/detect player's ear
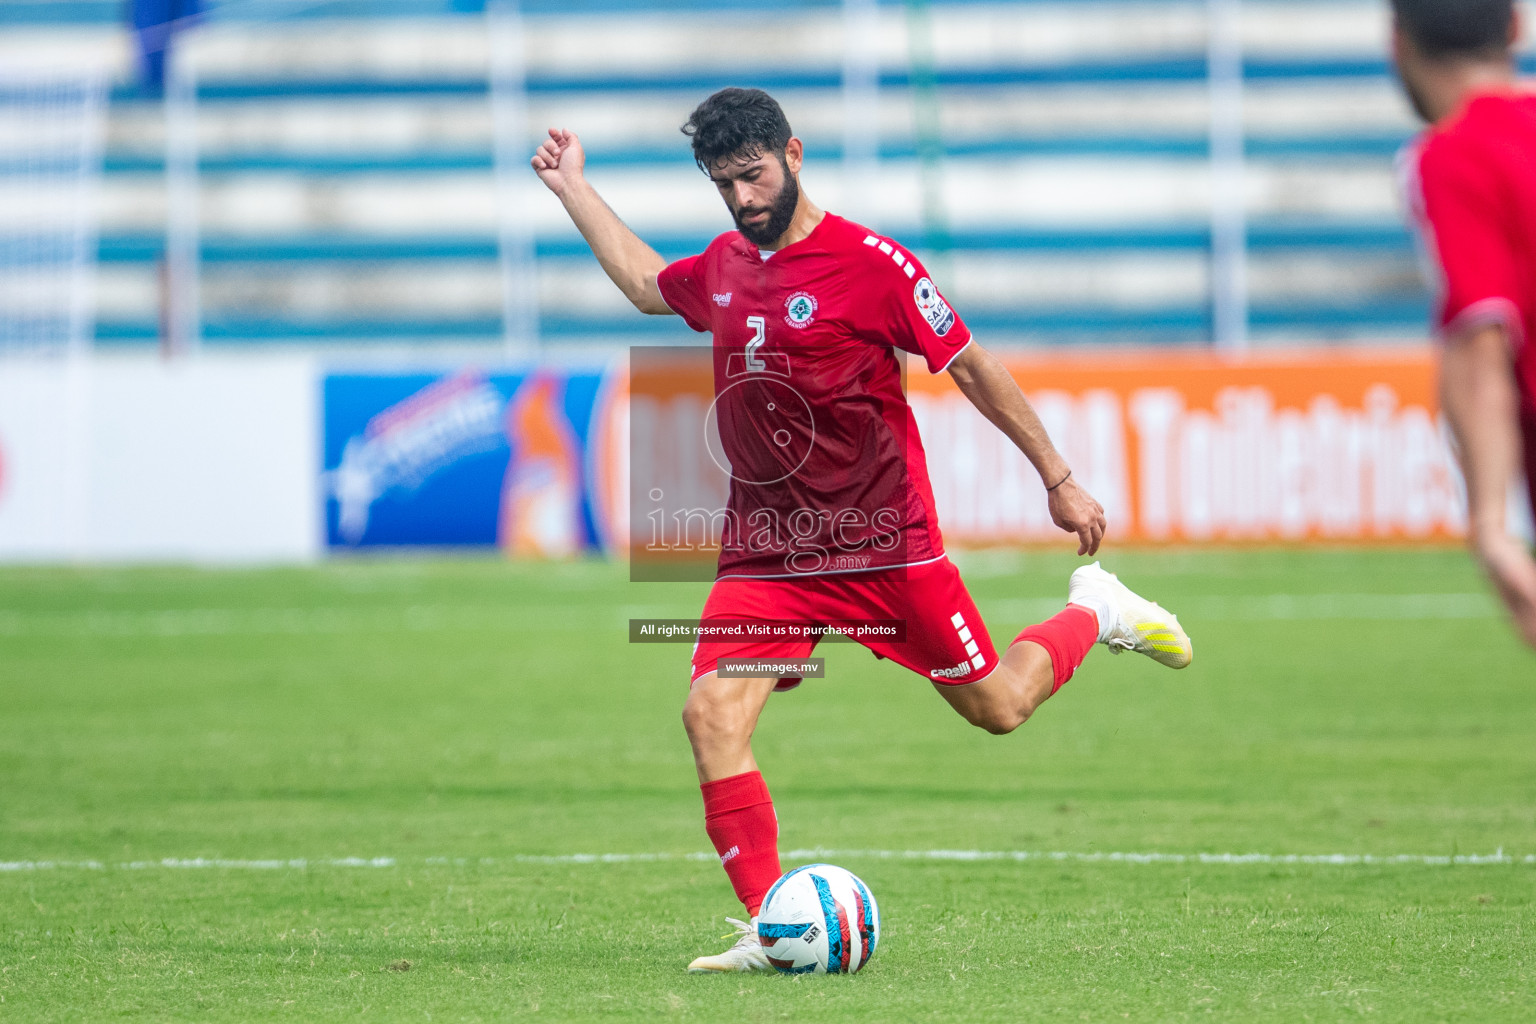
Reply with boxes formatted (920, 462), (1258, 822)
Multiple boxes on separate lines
(1389, 18), (1409, 66)
(783, 137), (804, 175)
(1510, 5), (1523, 49)
(1389, 18), (1424, 78)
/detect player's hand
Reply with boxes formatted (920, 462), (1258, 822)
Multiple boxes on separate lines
(1049, 475), (1106, 557)
(531, 128), (586, 199)
(1475, 532), (1536, 650)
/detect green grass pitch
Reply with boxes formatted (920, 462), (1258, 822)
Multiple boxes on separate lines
(2, 547), (1533, 1021)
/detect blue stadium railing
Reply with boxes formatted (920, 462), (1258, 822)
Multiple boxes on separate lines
(13, 1), (1497, 344)
(98, 223), (1418, 264)
(101, 55), (1536, 102)
(93, 304), (1434, 345)
(0, 0), (1381, 24)
(103, 132), (1425, 174)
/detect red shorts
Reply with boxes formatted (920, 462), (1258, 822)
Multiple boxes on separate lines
(689, 556), (998, 688)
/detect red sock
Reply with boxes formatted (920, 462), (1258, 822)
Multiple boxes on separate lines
(700, 771), (782, 916)
(1014, 605), (1099, 694)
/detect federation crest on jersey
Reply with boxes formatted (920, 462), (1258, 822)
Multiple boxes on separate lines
(784, 291), (818, 328)
(913, 277), (955, 337)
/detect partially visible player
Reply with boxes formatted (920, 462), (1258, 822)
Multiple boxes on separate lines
(532, 88), (1194, 971)
(1394, 0), (1536, 648)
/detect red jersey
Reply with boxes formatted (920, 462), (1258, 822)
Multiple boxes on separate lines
(656, 212), (971, 579)
(1403, 90), (1536, 505)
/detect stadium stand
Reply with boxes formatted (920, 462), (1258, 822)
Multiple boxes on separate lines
(4, 0), (1534, 348)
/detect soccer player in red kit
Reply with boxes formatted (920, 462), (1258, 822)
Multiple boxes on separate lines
(1395, 0), (1536, 649)
(532, 88), (1193, 971)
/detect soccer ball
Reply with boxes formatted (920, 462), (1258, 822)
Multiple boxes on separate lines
(756, 863), (880, 974)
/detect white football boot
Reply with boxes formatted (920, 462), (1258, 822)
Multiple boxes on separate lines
(686, 916), (772, 973)
(1068, 562), (1193, 669)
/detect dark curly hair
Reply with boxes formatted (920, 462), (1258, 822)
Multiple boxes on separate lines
(1392, 0), (1514, 58)
(682, 88), (793, 172)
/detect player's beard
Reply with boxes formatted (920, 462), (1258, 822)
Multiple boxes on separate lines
(733, 166), (800, 247)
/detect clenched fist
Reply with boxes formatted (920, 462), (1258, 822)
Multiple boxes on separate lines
(531, 128), (585, 198)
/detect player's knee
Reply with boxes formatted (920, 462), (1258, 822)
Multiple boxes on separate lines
(680, 696), (711, 740)
(964, 703), (1029, 736)
(681, 688), (749, 744)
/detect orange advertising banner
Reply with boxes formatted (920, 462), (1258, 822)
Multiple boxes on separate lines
(905, 348), (1465, 545)
(603, 347), (1471, 560)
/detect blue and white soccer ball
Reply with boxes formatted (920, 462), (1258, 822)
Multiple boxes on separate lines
(756, 863), (880, 974)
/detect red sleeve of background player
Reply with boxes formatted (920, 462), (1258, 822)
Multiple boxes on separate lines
(1413, 138), (1524, 346)
(855, 236), (972, 373)
(656, 252), (711, 334)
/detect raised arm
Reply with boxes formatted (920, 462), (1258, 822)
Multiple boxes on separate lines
(946, 341), (1107, 556)
(531, 128), (670, 315)
(1439, 323), (1536, 648)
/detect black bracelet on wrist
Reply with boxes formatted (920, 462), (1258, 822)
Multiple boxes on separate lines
(1046, 469), (1072, 492)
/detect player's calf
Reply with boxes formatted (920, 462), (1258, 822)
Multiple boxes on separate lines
(959, 704), (1028, 736)
(934, 639), (1054, 735)
(936, 564), (1192, 735)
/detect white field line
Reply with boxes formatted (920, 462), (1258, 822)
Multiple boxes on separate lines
(0, 857), (399, 871)
(3, 849), (1532, 872)
(0, 593), (1499, 638)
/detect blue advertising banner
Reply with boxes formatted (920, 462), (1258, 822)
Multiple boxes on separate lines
(322, 367), (613, 552)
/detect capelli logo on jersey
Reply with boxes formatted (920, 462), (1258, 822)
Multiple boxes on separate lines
(713, 292), (733, 307)
(784, 291), (818, 328)
(930, 661), (974, 680)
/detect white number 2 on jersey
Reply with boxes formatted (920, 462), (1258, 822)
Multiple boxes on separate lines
(745, 315), (766, 372)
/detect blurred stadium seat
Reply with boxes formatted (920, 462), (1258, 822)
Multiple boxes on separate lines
(4, 0), (1534, 349)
